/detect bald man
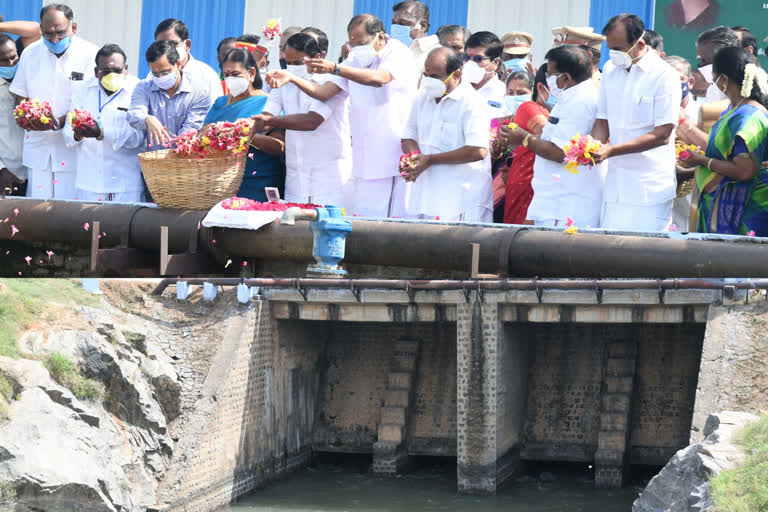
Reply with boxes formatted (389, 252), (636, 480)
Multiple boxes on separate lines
(401, 47), (492, 221)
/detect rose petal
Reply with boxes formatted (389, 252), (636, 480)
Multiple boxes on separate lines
(13, 208), (19, 216)
(83, 222), (90, 231)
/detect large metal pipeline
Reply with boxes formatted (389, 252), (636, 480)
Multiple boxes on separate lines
(3, 199), (768, 277)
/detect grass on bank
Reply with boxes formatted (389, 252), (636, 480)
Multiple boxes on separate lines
(43, 352), (105, 402)
(710, 413), (768, 512)
(0, 279), (99, 356)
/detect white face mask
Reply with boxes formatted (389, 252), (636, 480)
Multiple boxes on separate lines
(609, 49), (633, 69)
(225, 76), (249, 97)
(286, 63), (309, 80)
(503, 94), (530, 115)
(175, 42), (188, 62)
(348, 43), (378, 68)
(546, 74), (564, 98)
(698, 63), (713, 83)
(420, 76), (446, 98)
(705, 82), (727, 103)
(151, 70), (178, 90)
(462, 60), (486, 84)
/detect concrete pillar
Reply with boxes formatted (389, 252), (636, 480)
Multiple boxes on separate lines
(594, 340), (638, 488)
(457, 298), (526, 494)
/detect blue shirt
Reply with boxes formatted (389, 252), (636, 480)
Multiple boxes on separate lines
(128, 70), (212, 142)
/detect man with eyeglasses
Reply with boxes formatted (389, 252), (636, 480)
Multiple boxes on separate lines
(63, 44), (145, 203)
(154, 18), (222, 104)
(591, 13), (681, 232)
(463, 31), (507, 116)
(129, 40), (211, 150)
(9, 3), (98, 199)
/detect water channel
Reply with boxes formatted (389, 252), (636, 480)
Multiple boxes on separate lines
(223, 457), (647, 512)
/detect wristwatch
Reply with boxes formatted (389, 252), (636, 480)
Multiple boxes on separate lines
(522, 133), (532, 148)
(332, 63), (341, 76)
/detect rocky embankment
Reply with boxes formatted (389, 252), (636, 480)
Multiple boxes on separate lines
(0, 281), (236, 511)
(632, 411), (758, 512)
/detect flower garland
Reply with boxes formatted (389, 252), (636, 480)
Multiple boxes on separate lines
(169, 119), (251, 158)
(261, 18), (283, 41)
(741, 63), (768, 98)
(563, 134), (601, 174)
(68, 109), (96, 130)
(13, 99), (54, 129)
(675, 142), (702, 162)
(222, 197), (320, 211)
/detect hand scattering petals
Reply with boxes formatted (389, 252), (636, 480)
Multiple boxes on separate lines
(563, 134), (601, 174)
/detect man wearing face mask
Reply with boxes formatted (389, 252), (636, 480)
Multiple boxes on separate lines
(401, 47), (491, 221)
(154, 18), (222, 104)
(500, 45), (605, 228)
(264, 14), (418, 218)
(500, 31), (535, 81)
(63, 44), (144, 202)
(695, 26), (740, 104)
(464, 31), (507, 116)
(129, 40), (212, 149)
(551, 26), (605, 90)
(9, 3), (98, 200)
(591, 13), (681, 232)
(391, 1), (439, 77)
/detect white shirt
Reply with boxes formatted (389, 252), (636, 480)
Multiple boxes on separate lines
(182, 55), (223, 104)
(409, 35), (441, 77)
(402, 81), (492, 218)
(476, 75), (508, 116)
(9, 37), (99, 170)
(527, 79), (606, 225)
(597, 50), (681, 205)
(682, 95), (700, 126)
(63, 76), (145, 193)
(336, 39), (419, 180)
(0, 79), (25, 178)
(265, 75), (352, 202)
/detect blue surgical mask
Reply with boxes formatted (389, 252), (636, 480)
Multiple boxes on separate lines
(503, 58), (527, 74)
(0, 63), (17, 81)
(543, 86), (558, 110)
(43, 35), (72, 55)
(390, 23), (413, 47)
(503, 94), (530, 115)
(681, 81), (690, 102)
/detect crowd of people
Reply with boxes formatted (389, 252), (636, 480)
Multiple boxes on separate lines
(1, 2), (767, 235)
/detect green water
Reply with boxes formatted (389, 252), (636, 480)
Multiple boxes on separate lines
(223, 458), (644, 512)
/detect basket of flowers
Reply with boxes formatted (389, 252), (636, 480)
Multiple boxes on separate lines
(138, 120), (250, 210)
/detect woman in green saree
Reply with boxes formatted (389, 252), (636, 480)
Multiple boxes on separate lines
(679, 47), (768, 236)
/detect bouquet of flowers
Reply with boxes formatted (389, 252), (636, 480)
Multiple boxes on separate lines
(398, 151), (420, 178)
(563, 134), (601, 174)
(68, 109), (96, 130)
(222, 197), (321, 211)
(169, 119), (251, 158)
(13, 99), (54, 130)
(261, 18), (283, 41)
(675, 142), (703, 162)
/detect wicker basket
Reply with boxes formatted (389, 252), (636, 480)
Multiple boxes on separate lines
(138, 149), (246, 210)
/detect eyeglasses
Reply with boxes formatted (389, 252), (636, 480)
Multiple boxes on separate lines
(463, 54), (490, 64)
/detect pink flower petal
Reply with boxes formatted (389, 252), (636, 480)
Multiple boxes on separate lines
(553, 174), (561, 182)
(242, 261), (247, 266)
(747, 230), (756, 237)
(60, 161), (65, 166)
(18, 272), (21, 276)
(54, 179), (59, 184)
(2, 218), (7, 223)
(565, 217), (574, 227)
(11, 225), (19, 237)
(97, 197), (103, 201)
(24, 256), (31, 265)
(37, 185), (43, 190)
(83, 222), (90, 231)
(13, 208), (19, 216)
(668, 224), (677, 232)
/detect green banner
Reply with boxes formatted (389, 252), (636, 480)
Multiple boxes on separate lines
(653, 0), (768, 68)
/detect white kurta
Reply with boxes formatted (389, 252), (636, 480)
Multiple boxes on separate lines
(181, 55), (223, 105)
(337, 39), (418, 180)
(597, 50), (681, 206)
(0, 79), (25, 179)
(476, 75), (508, 117)
(9, 37), (99, 173)
(63, 76), (145, 198)
(265, 76), (353, 206)
(402, 81), (492, 220)
(527, 79), (606, 227)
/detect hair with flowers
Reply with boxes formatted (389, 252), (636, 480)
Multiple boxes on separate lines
(741, 63), (768, 99)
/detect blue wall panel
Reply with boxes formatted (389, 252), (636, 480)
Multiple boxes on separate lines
(588, 0), (655, 67)
(138, 0), (246, 77)
(353, 0), (468, 36)
(0, 0), (43, 24)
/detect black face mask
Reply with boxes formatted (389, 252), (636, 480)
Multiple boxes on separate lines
(279, 58), (287, 70)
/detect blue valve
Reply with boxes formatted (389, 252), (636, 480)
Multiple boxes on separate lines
(307, 206), (353, 276)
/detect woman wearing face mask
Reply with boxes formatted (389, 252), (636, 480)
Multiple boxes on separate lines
(251, 33), (352, 206)
(492, 64), (552, 224)
(203, 48), (285, 201)
(678, 47), (768, 236)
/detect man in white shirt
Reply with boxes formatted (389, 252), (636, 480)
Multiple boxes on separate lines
(10, 3), (98, 200)
(154, 18), (223, 104)
(391, 1), (440, 77)
(464, 31), (507, 117)
(592, 14), (681, 231)
(253, 32), (352, 206)
(64, 45), (145, 202)
(401, 47), (491, 221)
(265, 14), (418, 218)
(501, 45), (605, 227)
